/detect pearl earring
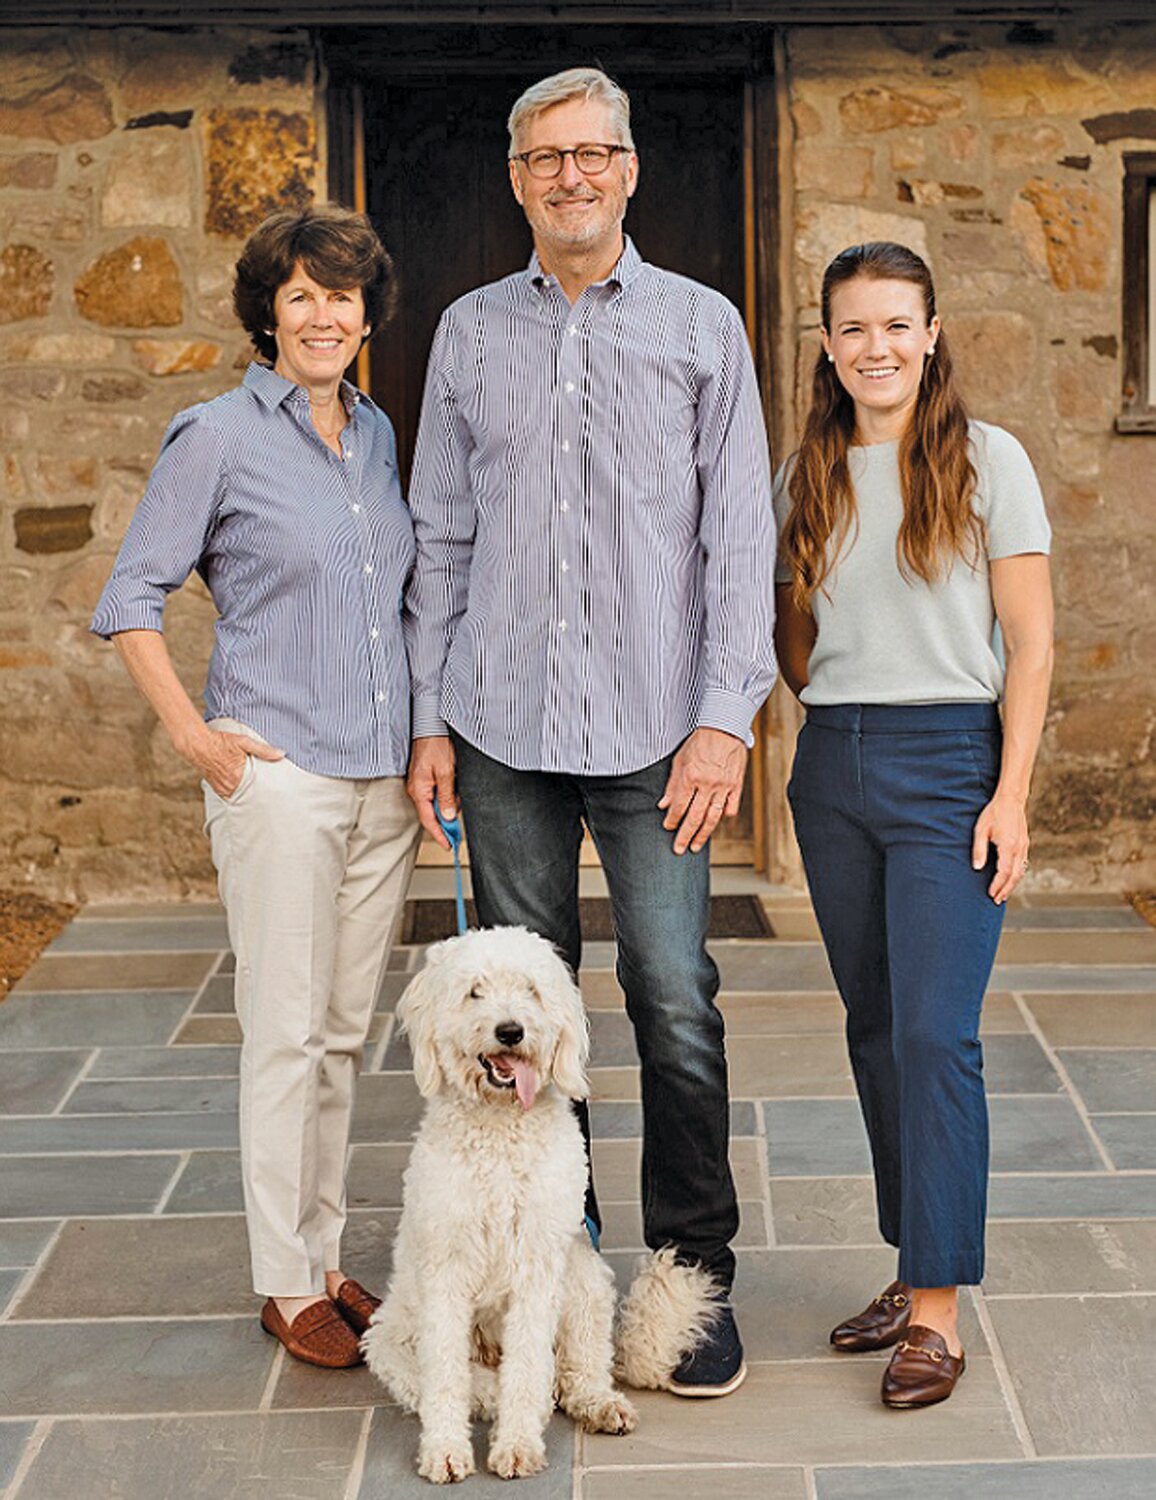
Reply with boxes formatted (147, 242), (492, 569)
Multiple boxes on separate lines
(827, 353), (835, 364)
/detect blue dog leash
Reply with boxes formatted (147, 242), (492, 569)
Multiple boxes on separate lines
(433, 798), (468, 937)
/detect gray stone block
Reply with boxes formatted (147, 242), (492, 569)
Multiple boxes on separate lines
(985, 1219), (1156, 1295)
(360, 1405), (575, 1497)
(989, 1172), (1156, 1220)
(0, 1423), (34, 1491)
(0, 992), (194, 1049)
(1094, 1114), (1156, 1170)
(0, 1112), (239, 1154)
(816, 1459), (1156, 1498)
(0, 1220), (57, 1266)
(0, 1155), (179, 1217)
(87, 1045), (240, 1080)
(62, 1076), (240, 1115)
(47, 918), (230, 953)
(1059, 1048), (1156, 1112)
(18, 1410), (363, 1500)
(0, 1049), (90, 1113)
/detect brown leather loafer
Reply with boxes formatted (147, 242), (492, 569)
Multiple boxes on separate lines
(880, 1325), (965, 1408)
(332, 1278), (382, 1336)
(260, 1297), (363, 1368)
(830, 1280), (912, 1352)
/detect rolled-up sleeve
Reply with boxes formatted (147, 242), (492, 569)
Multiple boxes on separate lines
(91, 410), (225, 639)
(694, 304), (778, 744)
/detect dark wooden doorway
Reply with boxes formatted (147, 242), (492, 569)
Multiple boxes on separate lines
(324, 26), (779, 867)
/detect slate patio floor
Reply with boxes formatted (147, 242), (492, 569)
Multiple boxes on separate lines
(1, 879), (1155, 1498)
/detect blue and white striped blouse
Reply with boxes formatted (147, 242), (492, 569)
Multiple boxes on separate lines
(91, 362), (414, 779)
(404, 237), (778, 776)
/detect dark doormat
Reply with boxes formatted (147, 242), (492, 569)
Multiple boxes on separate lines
(401, 893), (774, 946)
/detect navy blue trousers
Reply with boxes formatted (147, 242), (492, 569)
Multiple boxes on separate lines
(452, 731), (739, 1290)
(788, 703), (1005, 1288)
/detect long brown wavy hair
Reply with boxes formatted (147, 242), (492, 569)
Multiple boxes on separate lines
(781, 241), (981, 611)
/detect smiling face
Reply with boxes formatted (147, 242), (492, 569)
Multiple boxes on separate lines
(508, 95), (638, 267)
(271, 262), (368, 393)
(822, 275), (940, 442)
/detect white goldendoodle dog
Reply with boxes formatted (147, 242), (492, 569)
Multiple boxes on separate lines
(361, 926), (638, 1484)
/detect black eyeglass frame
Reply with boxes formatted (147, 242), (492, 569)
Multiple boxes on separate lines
(510, 143), (633, 179)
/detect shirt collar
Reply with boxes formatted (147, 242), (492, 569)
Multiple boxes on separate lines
(243, 361), (369, 416)
(526, 235), (644, 295)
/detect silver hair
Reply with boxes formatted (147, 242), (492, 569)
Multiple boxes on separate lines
(507, 67), (634, 155)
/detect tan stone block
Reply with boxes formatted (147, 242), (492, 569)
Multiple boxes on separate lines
(33, 456), (100, 497)
(1056, 356), (1116, 426)
(0, 244), (54, 324)
(946, 124), (980, 164)
(80, 373), (148, 403)
(901, 179), (983, 207)
(95, 466), (148, 539)
(204, 107), (315, 239)
(0, 153), (57, 189)
(948, 310), (1035, 409)
(47, 552), (117, 614)
(101, 133), (194, 229)
(7, 187), (91, 243)
(1054, 693), (1154, 764)
(889, 137), (925, 172)
(131, 338), (223, 375)
(0, 717), (139, 788)
(1054, 428), (1104, 480)
(795, 205), (928, 306)
(3, 455), (27, 499)
(1053, 536), (1133, 628)
(119, 46), (218, 115)
(839, 85), (963, 135)
(993, 125), (1067, 169)
(0, 368), (65, 402)
(0, 38), (75, 92)
(791, 100), (824, 140)
(74, 237), (182, 328)
(195, 259), (241, 328)
(795, 144), (873, 199)
(0, 73), (114, 145)
(1017, 180), (1110, 293)
(978, 61), (1111, 121)
(1050, 483), (1103, 528)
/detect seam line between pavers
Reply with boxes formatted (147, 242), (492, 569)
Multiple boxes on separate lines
(343, 1406), (375, 1500)
(1, 1222), (67, 1326)
(48, 1050), (101, 1118)
(971, 1284), (1037, 1459)
(4, 1416), (52, 1500)
(804, 1466), (819, 1500)
(163, 949), (230, 1048)
(1014, 993), (1118, 1171)
(152, 1151), (191, 1215)
(257, 1341), (284, 1411)
(754, 1093), (777, 1249)
(367, 1011), (396, 1075)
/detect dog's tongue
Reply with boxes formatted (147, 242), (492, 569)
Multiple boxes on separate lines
(502, 1054), (538, 1111)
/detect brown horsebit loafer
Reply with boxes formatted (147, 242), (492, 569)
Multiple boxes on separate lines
(830, 1280), (912, 1352)
(260, 1297), (363, 1368)
(331, 1277), (382, 1336)
(881, 1324), (966, 1408)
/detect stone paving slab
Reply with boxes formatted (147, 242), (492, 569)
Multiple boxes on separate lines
(984, 1218), (1156, 1294)
(583, 1470), (806, 1500)
(1093, 1114), (1156, 1170)
(988, 1293), (1156, 1455)
(591, 1100), (758, 1139)
(47, 918), (230, 953)
(590, 1138), (765, 1202)
(0, 1051), (90, 1114)
(1024, 994), (1156, 1047)
(0, 1154), (179, 1217)
(61, 1076), (240, 1115)
(1058, 1048), (1156, 1111)
(360, 1407), (575, 1497)
(11, 1216), (254, 1319)
(814, 1458), (1156, 1498)
(0, 1425), (35, 1492)
(191, 974), (235, 1013)
(0, 1223), (57, 1267)
(987, 1172), (1156, 1220)
(14, 952), (215, 993)
(14, 1410), (365, 1500)
(87, 1045), (240, 1079)
(0, 1320), (275, 1416)
(599, 1197), (770, 1250)
(0, 1112), (240, 1154)
(993, 966), (1156, 992)
(996, 930), (1156, 964)
(583, 1359), (1021, 1468)
(0, 1271), (25, 1315)
(0, 992), (194, 1049)
(160, 1150), (244, 1214)
(1004, 906), (1149, 929)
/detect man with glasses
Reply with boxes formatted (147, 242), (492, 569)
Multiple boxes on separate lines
(405, 66), (775, 1397)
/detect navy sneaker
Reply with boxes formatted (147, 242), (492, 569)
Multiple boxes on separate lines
(667, 1300), (747, 1397)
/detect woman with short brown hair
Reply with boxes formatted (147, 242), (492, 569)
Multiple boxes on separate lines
(93, 203), (420, 1369)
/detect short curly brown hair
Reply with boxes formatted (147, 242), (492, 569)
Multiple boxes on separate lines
(233, 203), (396, 364)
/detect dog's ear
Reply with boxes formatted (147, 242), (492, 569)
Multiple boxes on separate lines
(396, 951), (446, 1098)
(548, 970), (590, 1100)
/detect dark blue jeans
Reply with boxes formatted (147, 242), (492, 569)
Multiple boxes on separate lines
(452, 731), (739, 1289)
(788, 703), (1005, 1288)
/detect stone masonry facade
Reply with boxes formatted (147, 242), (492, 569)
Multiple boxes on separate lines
(0, 18), (1153, 898)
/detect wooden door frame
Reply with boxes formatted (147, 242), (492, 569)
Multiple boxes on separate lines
(324, 23), (792, 875)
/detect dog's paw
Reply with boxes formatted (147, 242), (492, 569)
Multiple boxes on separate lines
(417, 1440), (475, 1484)
(487, 1436), (547, 1479)
(577, 1393), (638, 1435)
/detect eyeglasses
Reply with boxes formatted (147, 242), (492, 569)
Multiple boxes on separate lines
(510, 143), (631, 180)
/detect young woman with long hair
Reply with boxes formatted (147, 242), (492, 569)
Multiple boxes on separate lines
(774, 241), (1054, 1408)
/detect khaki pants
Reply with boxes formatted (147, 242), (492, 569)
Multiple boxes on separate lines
(204, 721), (420, 1295)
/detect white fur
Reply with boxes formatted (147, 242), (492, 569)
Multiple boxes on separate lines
(614, 1247), (724, 1391)
(362, 927), (637, 1484)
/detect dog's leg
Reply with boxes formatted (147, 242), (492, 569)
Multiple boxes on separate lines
(361, 1291), (421, 1413)
(486, 1279), (560, 1479)
(555, 1243), (638, 1434)
(415, 1286), (476, 1484)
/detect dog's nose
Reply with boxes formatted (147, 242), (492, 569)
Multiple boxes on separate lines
(494, 1022), (524, 1047)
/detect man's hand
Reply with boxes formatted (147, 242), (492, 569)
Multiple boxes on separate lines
(658, 727), (748, 855)
(179, 725), (284, 799)
(407, 735), (458, 849)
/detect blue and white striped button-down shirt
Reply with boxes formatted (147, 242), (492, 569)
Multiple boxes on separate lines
(405, 238), (777, 776)
(91, 362), (414, 778)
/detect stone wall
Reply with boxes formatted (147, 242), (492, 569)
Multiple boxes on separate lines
(780, 18), (1156, 890)
(0, 28), (323, 898)
(1, 19), (1153, 898)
